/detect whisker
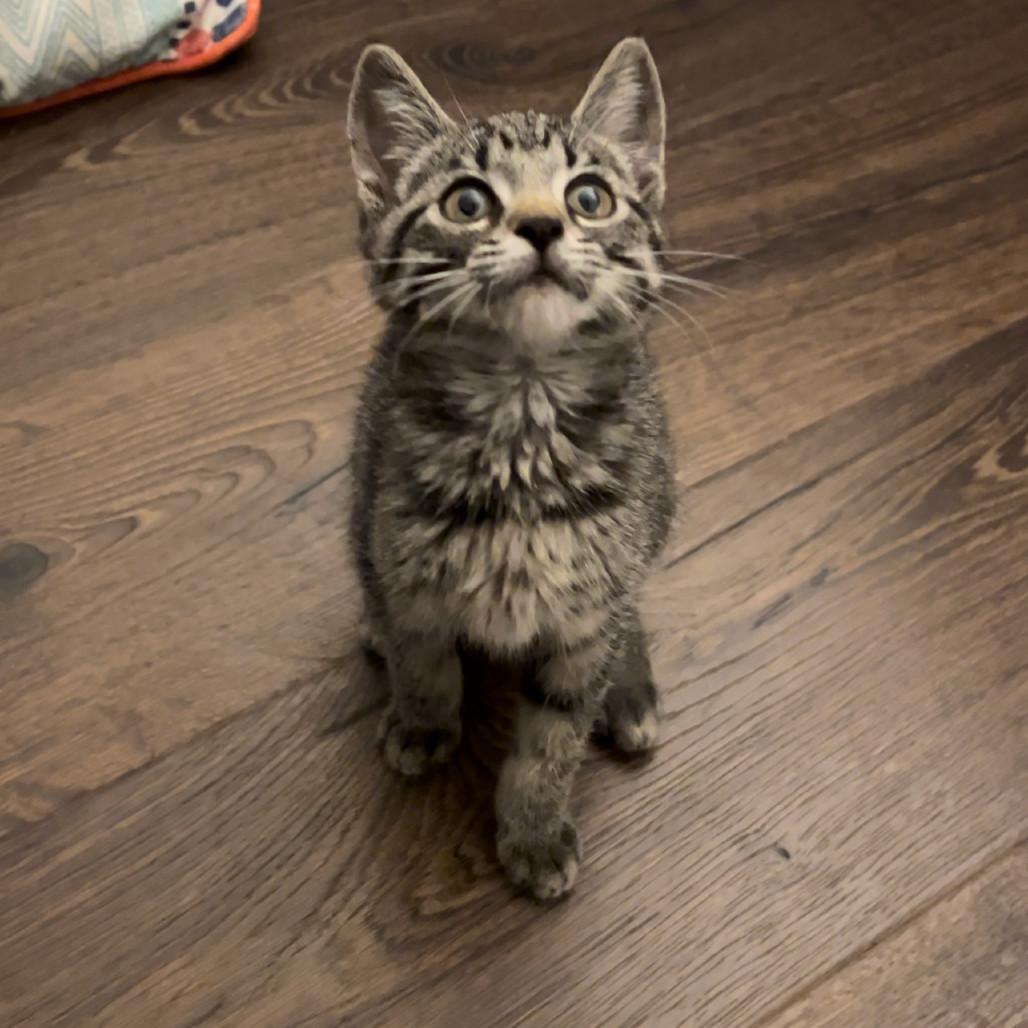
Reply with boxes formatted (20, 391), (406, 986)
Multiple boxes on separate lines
(341, 256), (449, 268)
(652, 272), (733, 299)
(399, 276), (472, 304)
(375, 268), (467, 296)
(441, 73), (478, 149)
(607, 292), (644, 331)
(658, 280), (733, 305)
(368, 257), (455, 266)
(482, 274), (499, 327)
(575, 256), (731, 302)
(403, 268), (466, 284)
(447, 282), (480, 336)
(647, 291), (714, 351)
(617, 280), (705, 342)
(653, 249), (744, 262)
(466, 256), (509, 271)
(390, 281), (478, 373)
(413, 281), (478, 331)
(623, 281), (763, 414)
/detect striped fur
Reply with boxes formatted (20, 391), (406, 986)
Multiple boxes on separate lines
(347, 38), (675, 901)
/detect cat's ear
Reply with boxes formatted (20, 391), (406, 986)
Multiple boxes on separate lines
(572, 38), (666, 207)
(347, 44), (454, 215)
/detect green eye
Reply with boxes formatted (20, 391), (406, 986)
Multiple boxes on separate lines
(566, 177), (615, 219)
(442, 182), (492, 223)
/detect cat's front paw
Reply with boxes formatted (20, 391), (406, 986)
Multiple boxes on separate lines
(597, 678), (661, 755)
(378, 707), (460, 777)
(497, 818), (580, 902)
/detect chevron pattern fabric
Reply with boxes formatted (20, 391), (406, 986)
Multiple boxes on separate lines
(0, 0), (248, 107)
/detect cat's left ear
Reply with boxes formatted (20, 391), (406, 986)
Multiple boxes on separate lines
(347, 44), (454, 216)
(572, 38), (666, 207)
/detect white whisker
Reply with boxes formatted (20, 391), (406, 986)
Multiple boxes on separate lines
(404, 268), (466, 284)
(653, 248), (744, 262)
(377, 267), (467, 296)
(575, 255), (730, 303)
(442, 73), (477, 149)
(389, 280), (478, 373)
(414, 281), (477, 330)
(368, 256), (453, 265)
(621, 281), (739, 393)
(653, 272), (732, 299)
(401, 276), (471, 304)
(607, 292), (644, 331)
(447, 282), (479, 336)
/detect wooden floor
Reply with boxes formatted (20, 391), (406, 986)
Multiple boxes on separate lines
(2, 0), (1028, 1024)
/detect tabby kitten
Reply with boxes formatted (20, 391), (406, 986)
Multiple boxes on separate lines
(347, 38), (675, 901)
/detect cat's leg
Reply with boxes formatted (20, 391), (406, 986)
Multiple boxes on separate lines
(495, 624), (613, 902)
(378, 626), (463, 777)
(350, 468), (389, 660)
(594, 603), (661, 755)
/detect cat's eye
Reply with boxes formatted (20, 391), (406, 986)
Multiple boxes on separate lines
(441, 181), (493, 224)
(565, 176), (615, 220)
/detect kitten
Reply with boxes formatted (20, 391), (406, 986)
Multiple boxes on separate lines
(346, 38), (675, 901)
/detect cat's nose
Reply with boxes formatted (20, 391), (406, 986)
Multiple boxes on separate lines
(513, 215), (564, 253)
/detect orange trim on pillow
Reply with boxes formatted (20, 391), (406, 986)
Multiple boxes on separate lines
(0, 0), (261, 120)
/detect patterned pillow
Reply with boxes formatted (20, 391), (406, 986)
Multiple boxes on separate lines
(0, 0), (259, 118)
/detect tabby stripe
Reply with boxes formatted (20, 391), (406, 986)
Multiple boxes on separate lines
(605, 247), (643, 272)
(382, 204), (429, 283)
(627, 197), (663, 251)
(398, 480), (625, 526)
(580, 313), (618, 336)
(558, 627), (607, 656)
(626, 197), (654, 226)
(604, 246), (648, 308)
(542, 483), (626, 519)
(397, 137), (451, 197)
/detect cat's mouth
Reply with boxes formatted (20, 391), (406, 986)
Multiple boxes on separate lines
(525, 267), (564, 287)
(514, 261), (589, 301)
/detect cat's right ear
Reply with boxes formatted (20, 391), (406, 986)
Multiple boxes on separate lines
(347, 45), (453, 216)
(572, 38), (666, 207)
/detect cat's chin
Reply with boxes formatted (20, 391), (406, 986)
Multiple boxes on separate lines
(497, 283), (591, 350)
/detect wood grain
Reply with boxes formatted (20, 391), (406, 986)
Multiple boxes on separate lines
(763, 845), (1028, 1028)
(1, 0), (1027, 1024)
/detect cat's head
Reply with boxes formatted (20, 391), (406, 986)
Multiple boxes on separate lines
(347, 38), (666, 349)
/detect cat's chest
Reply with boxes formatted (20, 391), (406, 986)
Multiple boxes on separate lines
(404, 369), (629, 517)
(390, 372), (634, 648)
(465, 379), (573, 497)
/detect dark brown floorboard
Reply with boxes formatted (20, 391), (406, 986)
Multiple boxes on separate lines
(1, 0), (1027, 1025)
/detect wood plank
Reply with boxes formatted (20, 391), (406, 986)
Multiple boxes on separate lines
(2, 316), (1026, 1027)
(762, 845), (1028, 1028)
